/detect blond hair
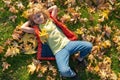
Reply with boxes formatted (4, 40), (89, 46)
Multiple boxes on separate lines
(23, 3), (50, 25)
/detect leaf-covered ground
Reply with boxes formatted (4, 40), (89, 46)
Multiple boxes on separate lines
(0, 0), (120, 80)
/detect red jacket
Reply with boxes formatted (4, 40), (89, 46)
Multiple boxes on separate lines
(33, 15), (78, 60)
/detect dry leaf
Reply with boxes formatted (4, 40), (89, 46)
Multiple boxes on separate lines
(60, 14), (71, 23)
(64, 0), (76, 6)
(9, 15), (17, 22)
(37, 73), (43, 78)
(39, 29), (48, 44)
(46, 75), (54, 80)
(4, 46), (20, 57)
(16, 1), (25, 10)
(0, 46), (4, 54)
(40, 65), (48, 73)
(3, 0), (11, 7)
(24, 44), (37, 54)
(94, 65), (100, 72)
(9, 6), (18, 13)
(27, 63), (36, 74)
(2, 62), (11, 71)
(75, 28), (84, 35)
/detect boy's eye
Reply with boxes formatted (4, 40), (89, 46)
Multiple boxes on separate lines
(37, 14), (40, 17)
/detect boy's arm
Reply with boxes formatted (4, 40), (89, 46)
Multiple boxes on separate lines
(21, 21), (35, 34)
(48, 5), (58, 18)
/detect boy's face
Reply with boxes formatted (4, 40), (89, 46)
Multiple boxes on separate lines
(33, 12), (45, 24)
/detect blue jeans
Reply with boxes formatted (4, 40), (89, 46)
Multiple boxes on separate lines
(55, 41), (92, 77)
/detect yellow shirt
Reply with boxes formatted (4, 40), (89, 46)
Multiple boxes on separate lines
(39, 20), (70, 55)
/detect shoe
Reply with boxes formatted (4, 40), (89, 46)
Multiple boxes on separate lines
(70, 75), (80, 80)
(77, 59), (88, 68)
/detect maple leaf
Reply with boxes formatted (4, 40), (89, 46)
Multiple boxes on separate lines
(15, 1), (25, 10)
(60, 14), (71, 23)
(2, 62), (11, 71)
(3, 0), (11, 7)
(27, 63), (36, 74)
(40, 65), (48, 73)
(64, 0), (76, 6)
(88, 7), (96, 13)
(24, 44), (37, 54)
(75, 28), (84, 35)
(37, 73), (43, 78)
(39, 29), (48, 44)
(0, 46), (4, 54)
(47, 61), (57, 76)
(12, 24), (23, 40)
(22, 10), (29, 19)
(94, 65), (100, 73)
(80, 18), (88, 22)
(9, 6), (18, 13)
(101, 40), (111, 48)
(46, 75), (55, 80)
(99, 9), (110, 20)
(32, 59), (42, 72)
(20, 33), (36, 44)
(9, 15), (17, 22)
(4, 46), (20, 57)
(103, 25), (112, 38)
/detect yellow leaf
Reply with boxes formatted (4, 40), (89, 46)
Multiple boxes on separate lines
(99, 9), (110, 20)
(88, 7), (95, 13)
(24, 44), (37, 54)
(94, 65), (100, 72)
(103, 57), (111, 65)
(75, 29), (83, 35)
(4, 46), (20, 57)
(27, 63), (36, 74)
(60, 14), (71, 23)
(40, 65), (48, 73)
(22, 10), (29, 18)
(39, 29), (48, 44)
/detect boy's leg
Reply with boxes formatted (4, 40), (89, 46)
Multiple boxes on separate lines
(55, 48), (76, 77)
(65, 41), (93, 59)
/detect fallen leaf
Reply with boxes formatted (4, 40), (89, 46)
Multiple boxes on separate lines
(40, 65), (48, 73)
(0, 46), (4, 54)
(9, 15), (17, 22)
(24, 44), (37, 54)
(4, 46), (20, 57)
(2, 62), (11, 71)
(39, 29), (48, 44)
(9, 6), (18, 13)
(27, 63), (36, 74)
(16, 1), (25, 10)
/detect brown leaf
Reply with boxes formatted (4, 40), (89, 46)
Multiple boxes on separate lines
(0, 46), (4, 54)
(16, 1), (25, 10)
(4, 46), (20, 57)
(2, 62), (11, 71)
(40, 65), (48, 73)
(9, 15), (17, 22)
(3, 0), (11, 7)
(46, 75), (55, 80)
(9, 6), (18, 13)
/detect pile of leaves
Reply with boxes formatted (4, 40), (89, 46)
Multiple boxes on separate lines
(0, 0), (120, 80)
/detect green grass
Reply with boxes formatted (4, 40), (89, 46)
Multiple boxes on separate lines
(0, 0), (120, 80)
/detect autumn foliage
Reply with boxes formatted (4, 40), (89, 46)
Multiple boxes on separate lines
(0, 0), (120, 80)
